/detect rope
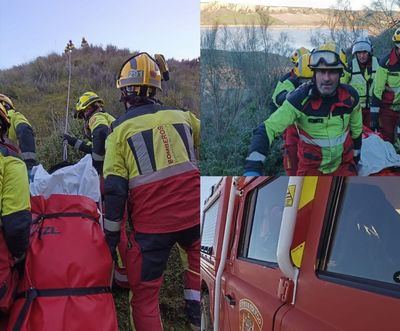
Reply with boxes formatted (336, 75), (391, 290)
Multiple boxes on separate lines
(63, 47), (73, 161)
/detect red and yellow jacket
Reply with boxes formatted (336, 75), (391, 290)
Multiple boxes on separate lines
(103, 102), (200, 237)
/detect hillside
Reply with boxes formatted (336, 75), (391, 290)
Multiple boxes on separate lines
(201, 2), (400, 29)
(201, 2), (334, 27)
(0, 45), (199, 168)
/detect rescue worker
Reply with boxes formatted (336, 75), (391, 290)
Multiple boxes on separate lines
(64, 40), (74, 53)
(371, 27), (400, 143)
(63, 92), (115, 175)
(103, 52), (200, 331)
(272, 53), (313, 175)
(271, 47), (310, 112)
(81, 37), (89, 48)
(244, 44), (362, 176)
(342, 36), (378, 129)
(0, 94), (37, 171)
(0, 103), (31, 323)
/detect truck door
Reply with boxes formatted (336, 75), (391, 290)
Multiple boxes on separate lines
(278, 177), (400, 331)
(220, 177), (290, 331)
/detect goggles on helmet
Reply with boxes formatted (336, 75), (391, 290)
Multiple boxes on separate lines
(309, 50), (342, 68)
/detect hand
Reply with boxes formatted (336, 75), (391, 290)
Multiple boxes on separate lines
(353, 149), (361, 165)
(370, 112), (379, 131)
(62, 133), (77, 146)
(105, 230), (120, 261)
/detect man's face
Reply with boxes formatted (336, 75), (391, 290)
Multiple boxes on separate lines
(356, 51), (369, 64)
(315, 69), (340, 96)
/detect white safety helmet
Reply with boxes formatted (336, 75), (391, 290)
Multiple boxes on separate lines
(352, 36), (373, 55)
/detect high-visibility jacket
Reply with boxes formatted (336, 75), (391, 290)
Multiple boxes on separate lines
(73, 112), (115, 174)
(271, 71), (296, 110)
(372, 48), (400, 111)
(0, 144), (31, 259)
(245, 82), (362, 174)
(344, 56), (378, 108)
(103, 102), (200, 237)
(7, 109), (36, 169)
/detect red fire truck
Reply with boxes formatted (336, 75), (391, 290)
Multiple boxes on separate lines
(201, 176), (400, 331)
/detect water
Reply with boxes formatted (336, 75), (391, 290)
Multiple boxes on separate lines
(201, 26), (331, 52)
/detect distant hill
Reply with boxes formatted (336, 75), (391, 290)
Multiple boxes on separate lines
(201, 2), (334, 27)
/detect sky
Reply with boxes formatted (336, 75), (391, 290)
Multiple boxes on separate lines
(201, 0), (371, 11)
(0, 0), (200, 69)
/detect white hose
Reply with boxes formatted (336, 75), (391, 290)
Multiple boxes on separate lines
(63, 48), (72, 161)
(277, 176), (304, 304)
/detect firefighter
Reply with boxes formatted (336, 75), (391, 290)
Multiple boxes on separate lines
(271, 47), (310, 112)
(244, 43), (362, 176)
(272, 53), (313, 175)
(63, 91), (115, 175)
(81, 37), (89, 48)
(0, 94), (37, 171)
(103, 52), (200, 331)
(371, 27), (400, 143)
(0, 103), (31, 322)
(342, 36), (378, 129)
(64, 40), (74, 53)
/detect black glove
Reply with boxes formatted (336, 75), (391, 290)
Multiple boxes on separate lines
(62, 133), (78, 146)
(105, 230), (120, 261)
(370, 111), (379, 132)
(354, 149), (361, 165)
(14, 254), (26, 277)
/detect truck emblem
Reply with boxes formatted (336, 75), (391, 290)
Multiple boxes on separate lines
(239, 299), (263, 331)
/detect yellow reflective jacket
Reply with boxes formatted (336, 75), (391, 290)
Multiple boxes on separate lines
(7, 109), (36, 168)
(345, 57), (378, 108)
(372, 48), (400, 110)
(103, 103), (200, 234)
(81, 112), (115, 174)
(0, 146), (31, 258)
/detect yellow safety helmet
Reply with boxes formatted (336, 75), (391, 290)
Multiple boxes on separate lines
(294, 53), (313, 79)
(309, 43), (346, 70)
(392, 27), (400, 44)
(75, 91), (104, 118)
(0, 94), (14, 110)
(291, 47), (310, 65)
(0, 103), (10, 128)
(116, 52), (162, 94)
(317, 42), (347, 67)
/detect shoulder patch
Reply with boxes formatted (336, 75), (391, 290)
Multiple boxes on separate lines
(287, 82), (312, 109)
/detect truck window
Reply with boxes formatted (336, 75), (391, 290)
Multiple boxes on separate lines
(239, 177), (289, 265)
(201, 197), (220, 254)
(320, 177), (400, 291)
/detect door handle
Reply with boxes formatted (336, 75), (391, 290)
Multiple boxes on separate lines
(224, 294), (236, 306)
